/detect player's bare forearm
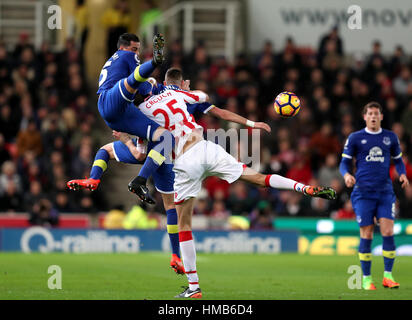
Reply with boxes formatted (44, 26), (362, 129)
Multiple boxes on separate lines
(113, 130), (146, 161)
(125, 139), (146, 161)
(209, 107), (270, 132)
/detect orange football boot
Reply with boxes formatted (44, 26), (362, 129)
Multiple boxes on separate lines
(67, 178), (100, 191)
(170, 254), (185, 275)
(383, 276), (400, 289)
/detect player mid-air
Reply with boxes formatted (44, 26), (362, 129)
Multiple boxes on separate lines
(136, 67), (337, 298)
(339, 101), (409, 290)
(67, 87), (271, 273)
(68, 32), (176, 203)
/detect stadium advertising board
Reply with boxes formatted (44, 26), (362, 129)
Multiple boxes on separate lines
(248, 0), (412, 53)
(299, 235), (412, 256)
(0, 227), (298, 254)
(273, 218), (412, 256)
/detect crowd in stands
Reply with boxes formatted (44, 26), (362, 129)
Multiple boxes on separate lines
(0, 35), (106, 220)
(1, 27), (412, 229)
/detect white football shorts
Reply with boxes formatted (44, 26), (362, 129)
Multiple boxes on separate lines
(173, 140), (244, 204)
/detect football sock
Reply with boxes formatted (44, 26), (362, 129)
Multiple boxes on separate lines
(126, 61), (156, 90)
(382, 236), (396, 273)
(358, 238), (372, 276)
(179, 231), (199, 290)
(90, 149), (109, 180)
(265, 174), (307, 193)
(138, 131), (175, 180)
(166, 209), (180, 258)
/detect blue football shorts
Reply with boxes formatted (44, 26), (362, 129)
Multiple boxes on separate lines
(112, 138), (174, 194)
(98, 80), (160, 141)
(351, 188), (396, 227)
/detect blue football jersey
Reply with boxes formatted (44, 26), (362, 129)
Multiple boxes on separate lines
(342, 128), (403, 192)
(97, 50), (140, 94)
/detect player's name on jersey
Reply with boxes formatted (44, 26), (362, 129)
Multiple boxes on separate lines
(145, 91), (173, 108)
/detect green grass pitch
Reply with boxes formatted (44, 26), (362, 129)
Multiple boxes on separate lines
(0, 252), (411, 300)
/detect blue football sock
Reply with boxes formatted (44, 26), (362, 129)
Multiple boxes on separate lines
(358, 238), (372, 276)
(90, 149), (110, 180)
(166, 208), (180, 257)
(382, 236), (396, 273)
(138, 131), (175, 180)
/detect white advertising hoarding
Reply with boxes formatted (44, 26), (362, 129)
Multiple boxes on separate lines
(248, 0), (412, 54)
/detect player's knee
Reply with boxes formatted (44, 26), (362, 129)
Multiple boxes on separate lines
(162, 195), (175, 211)
(101, 144), (114, 159)
(360, 227), (374, 239)
(381, 229), (394, 237)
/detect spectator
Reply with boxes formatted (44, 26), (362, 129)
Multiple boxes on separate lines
(332, 199), (356, 220)
(401, 100), (412, 137)
(29, 198), (59, 227)
(16, 119), (43, 157)
(101, 0), (132, 58)
(0, 104), (19, 142)
(74, 0), (89, 64)
(23, 180), (44, 211)
(103, 205), (126, 229)
(309, 123), (342, 159)
(318, 26), (343, 65)
(249, 201), (274, 230)
(318, 153), (344, 187)
(0, 133), (11, 166)
(393, 65), (412, 97)
(0, 180), (23, 212)
(0, 161), (22, 196)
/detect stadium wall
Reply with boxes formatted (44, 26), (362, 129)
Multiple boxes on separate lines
(247, 0), (412, 54)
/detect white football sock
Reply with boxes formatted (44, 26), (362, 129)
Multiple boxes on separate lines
(265, 174), (307, 193)
(179, 231), (199, 290)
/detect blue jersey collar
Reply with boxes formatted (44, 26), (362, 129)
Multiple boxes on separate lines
(364, 127), (382, 135)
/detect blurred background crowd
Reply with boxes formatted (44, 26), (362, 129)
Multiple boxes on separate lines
(1, 0), (412, 229)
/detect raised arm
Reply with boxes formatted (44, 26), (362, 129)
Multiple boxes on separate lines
(208, 106), (271, 133)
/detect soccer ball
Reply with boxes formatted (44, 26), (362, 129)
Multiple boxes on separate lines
(274, 91), (301, 117)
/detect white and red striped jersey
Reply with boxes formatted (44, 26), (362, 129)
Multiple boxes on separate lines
(137, 85), (208, 155)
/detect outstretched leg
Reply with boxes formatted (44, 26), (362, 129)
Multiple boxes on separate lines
(239, 167), (337, 200)
(67, 144), (113, 191)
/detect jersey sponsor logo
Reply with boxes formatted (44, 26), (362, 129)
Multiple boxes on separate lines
(383, 136), (391, 145)
(361, 139), (367, 144)
(365, 146), (385, 163)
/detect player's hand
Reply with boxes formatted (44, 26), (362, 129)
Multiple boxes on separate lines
(399, 174), (409, 189)
(254, 122), (271, 133)
(148, 77), (157, 86)
(182, 80), (190, 90)
(344, 173), (356, 188)
(112, 130), (131, 144)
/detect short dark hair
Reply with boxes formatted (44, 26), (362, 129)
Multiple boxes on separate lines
(117, 33), (140, 49)
(363, 101), (383, 115)
(165, 68), (183, 85)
